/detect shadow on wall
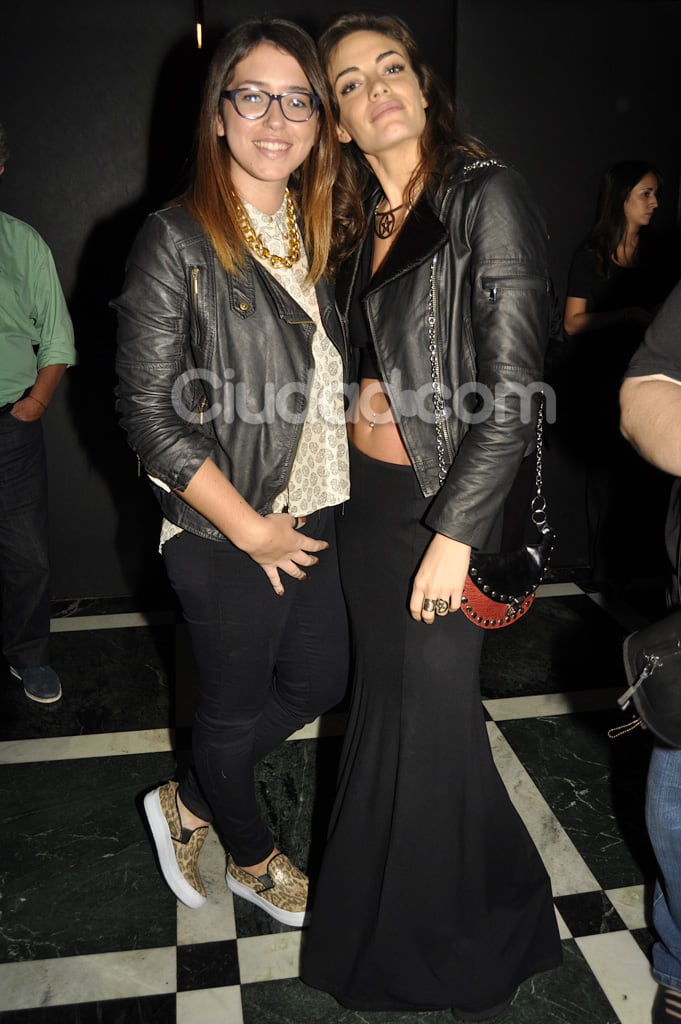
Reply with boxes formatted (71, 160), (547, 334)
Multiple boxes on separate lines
(65, 35), (208, 606)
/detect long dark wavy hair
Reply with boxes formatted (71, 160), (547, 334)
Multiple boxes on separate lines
(317, 12), (492, 271)
(181, 17), (339, 283)
(586, 160), (662, 277)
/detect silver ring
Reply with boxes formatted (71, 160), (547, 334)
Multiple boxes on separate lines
(435, 598), (450, 616)
(422, 598), (436, 613)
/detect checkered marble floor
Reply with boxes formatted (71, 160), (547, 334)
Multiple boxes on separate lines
(0, 582), (663, 1023)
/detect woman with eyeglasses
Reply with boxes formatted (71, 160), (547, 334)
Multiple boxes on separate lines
(113, 18), (348, 926)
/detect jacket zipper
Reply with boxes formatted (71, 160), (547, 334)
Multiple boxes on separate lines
(191, 267), (200, 315)
(430, 257), (454, 468)
(482, 275), (547, 302)
(190, 267), (207, 424)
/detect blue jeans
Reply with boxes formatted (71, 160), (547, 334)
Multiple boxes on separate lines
(646, 744), (681, 991)
(0, 411), (51, 669)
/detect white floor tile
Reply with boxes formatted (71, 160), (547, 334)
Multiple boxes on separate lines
(237, 931), (303, 985)
(176, 985), (244, 1024)
(0, 947), (175, 1011)
(536, 582), (585, 597)
(606, 885), (651, 931)
(488, 722), (600, 896)
(576, 931), (657, 1024)
(555, 906), (572, 940)
(484, 688), (622, 721)
(288, 712), (347, 741)
(177, 830), (237, 945)
(50, 612), (175, 632)
(0, 728), (172, 765)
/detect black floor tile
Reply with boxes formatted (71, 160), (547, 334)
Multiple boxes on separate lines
(0, 626), (175, 741)
(177, 939), (240, 992)
(555, 891), (627, 937)
(480, 595), (627, 698)
(498, 711), (656, 890)
(0, 752), (178, 962)
(0, 994), (176, 1023)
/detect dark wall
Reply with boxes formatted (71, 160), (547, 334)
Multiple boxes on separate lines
(0, 1), (453, 599)
(2, 1), (678, 596)
(456, 0), (681, 568)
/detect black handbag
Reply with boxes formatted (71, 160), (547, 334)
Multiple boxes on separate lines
(615, 608), (681, 747)
(425, 255), (555, 629)
(460, 400), (554, 628)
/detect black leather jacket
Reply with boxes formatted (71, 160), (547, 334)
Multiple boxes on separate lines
(113, 204), (346, 541)
(342, 160), (551, 550)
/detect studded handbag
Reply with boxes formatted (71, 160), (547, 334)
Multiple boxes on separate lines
(426, 255), (555, 630)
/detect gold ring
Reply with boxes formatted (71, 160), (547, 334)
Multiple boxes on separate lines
(435, 598), (450, 616)
(423, 598), (436, 613)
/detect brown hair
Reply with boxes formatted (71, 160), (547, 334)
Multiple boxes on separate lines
(318, 12), (492, 270)
(181, 17), (338, 283)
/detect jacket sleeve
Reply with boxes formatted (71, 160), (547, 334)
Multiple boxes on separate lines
(113, 211), (220, 492)
(425, 168), (550, 548)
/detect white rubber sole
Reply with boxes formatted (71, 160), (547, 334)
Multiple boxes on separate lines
(143, 788), (206, 909)
(225, 871), (309, 927)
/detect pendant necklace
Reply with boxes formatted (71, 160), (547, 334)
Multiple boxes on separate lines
(374, 195), (409, 239)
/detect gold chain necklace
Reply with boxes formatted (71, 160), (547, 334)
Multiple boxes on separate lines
(235, 189), (301, 269)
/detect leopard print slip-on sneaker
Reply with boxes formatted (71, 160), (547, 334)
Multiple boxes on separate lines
(226, 852), (309, 927)
(144, 780), (208, 909)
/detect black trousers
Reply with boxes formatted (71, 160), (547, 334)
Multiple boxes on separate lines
(0, 411), (51, 670)
(163, 507), (349, 865)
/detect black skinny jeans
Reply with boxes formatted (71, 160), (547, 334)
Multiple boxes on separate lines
(163, 507), (348, 866)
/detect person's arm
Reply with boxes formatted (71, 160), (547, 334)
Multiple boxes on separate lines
(174, 456), (326, 595)
(620, 374), (681, 475)
(564, 295), (652, 336)
(412, 169), (549, 621)
(114, 213), (326, 594)
(11, 364), (68, 421)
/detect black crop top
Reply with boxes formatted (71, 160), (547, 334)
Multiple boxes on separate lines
(348, 236), (382, 380)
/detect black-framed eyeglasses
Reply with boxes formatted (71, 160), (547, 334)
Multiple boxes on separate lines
(220, 88), (320, 123)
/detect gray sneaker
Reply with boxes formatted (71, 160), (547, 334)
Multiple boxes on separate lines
(10, 665), (62, 704)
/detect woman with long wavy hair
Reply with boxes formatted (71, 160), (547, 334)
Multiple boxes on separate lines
(300, 13), (561, 1019)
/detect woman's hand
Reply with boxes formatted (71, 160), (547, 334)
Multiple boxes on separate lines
(245, 513), (329, 596)
(409, 533), (471, 624)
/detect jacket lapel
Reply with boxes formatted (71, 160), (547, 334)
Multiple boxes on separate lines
(370, 196), (449, 290)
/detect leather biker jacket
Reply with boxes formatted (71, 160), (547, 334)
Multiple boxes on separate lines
(113, 204), (346, 542)
(340, 159), (552, 550)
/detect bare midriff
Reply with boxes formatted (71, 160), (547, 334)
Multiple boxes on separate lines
(347, 377), (411, 465)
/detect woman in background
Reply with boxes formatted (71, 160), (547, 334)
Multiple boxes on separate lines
(301, 12), (561, 1020)
(564, 161), (668, 587)
(114, 17), (348, 926)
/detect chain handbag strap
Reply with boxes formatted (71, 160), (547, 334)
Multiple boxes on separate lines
(426, 253), (548, 525)
(427, 255), (450, 487)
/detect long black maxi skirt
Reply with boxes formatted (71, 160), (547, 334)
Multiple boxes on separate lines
(301, 445), (562, 1014)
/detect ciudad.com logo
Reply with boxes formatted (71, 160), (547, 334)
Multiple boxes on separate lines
(171, 368), (556, 427)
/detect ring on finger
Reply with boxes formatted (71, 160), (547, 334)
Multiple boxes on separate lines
(422, 597), (436, 613)
(435, 598), (450, 616)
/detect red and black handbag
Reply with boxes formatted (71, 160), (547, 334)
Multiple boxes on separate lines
(425, 251), (554, 630)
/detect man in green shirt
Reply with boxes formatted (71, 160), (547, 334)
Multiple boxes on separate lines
(0, 121), (76, 703)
